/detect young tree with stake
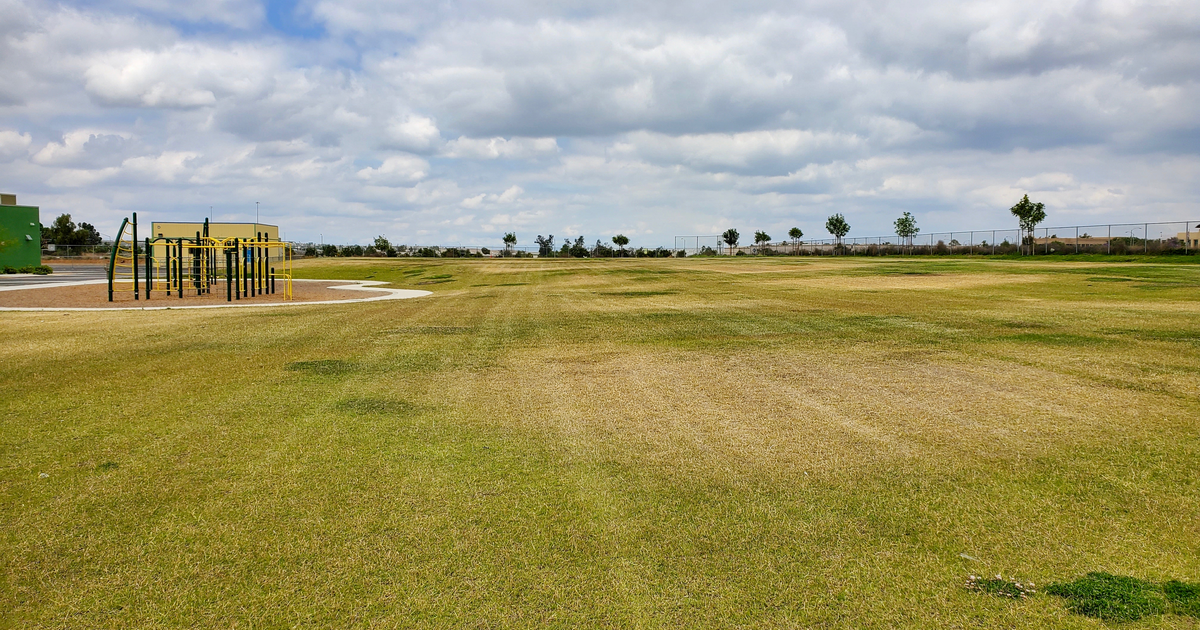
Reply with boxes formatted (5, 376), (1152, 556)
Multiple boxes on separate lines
(894, 212), (919, 253)
(788, 227), (803, 254)
(722, 229), (740, 255)
(825, 214), (850, 253)
(1010, 195), (1046, 255)
(503, 232), (517, 256)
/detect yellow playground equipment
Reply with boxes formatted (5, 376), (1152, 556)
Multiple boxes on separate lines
(107, 213), (293, 302)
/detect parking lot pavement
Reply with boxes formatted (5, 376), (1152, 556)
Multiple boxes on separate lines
(0, 264), (108, 289)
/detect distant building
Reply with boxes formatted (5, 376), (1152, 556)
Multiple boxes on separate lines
(0, 193), (41, 268)
(149, 221), (284, 261)
(1178, 231), (1200, 248)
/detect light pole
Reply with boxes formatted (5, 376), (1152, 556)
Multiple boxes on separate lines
(255, 202), (259, 225)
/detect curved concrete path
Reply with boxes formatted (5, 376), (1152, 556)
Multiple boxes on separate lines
(0, 279), (431, 312)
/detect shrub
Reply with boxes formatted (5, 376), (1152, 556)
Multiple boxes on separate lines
(3, 265), (15, 274)
(735, 250), (746, 256)
(17, 265), (35, 273)
(934, 240), (949, 255)
(33, 265), (52, 275)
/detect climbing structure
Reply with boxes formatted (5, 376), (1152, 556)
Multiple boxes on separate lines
(106, 213), (293, 302)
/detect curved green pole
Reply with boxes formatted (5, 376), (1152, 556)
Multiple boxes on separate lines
(107, 217), (129, 302)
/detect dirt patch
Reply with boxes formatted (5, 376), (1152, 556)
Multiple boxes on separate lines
(0, 280), (391, 309)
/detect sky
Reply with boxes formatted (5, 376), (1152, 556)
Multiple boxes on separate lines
(1, 0), (1197, 247)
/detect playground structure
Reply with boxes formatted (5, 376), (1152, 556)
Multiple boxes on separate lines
(107, 213), (293, 302)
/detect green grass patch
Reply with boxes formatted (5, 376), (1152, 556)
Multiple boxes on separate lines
(1044, 573), (1200, 621)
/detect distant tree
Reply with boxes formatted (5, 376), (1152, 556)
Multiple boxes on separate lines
(480, 247), (491, 255)
(40, 215), (102, 252)
(788, 227), (803, 253)
(534, 234), (555, 257)
(503, 232), (517, 256)
(612, 234), (629, 257)
(76, 222), (103, 246)
(304, 245), (318, 257)
(825, 214), (850, 252)
(320, 244), (338, 257)
(1010, 194), (1046, 255)
(568, 236), (589, 258)
(754, 230), (770, 253)
(722, 228), (740, 255)
(374, 235), (391, 251)
(893, 212), (919, 251)
(593, 239), (614, 257)
(42, 214), (76, 244)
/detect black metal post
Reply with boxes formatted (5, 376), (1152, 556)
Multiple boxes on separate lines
(234, 240), (241, 300)
(195, 231), (202, 296)
(145, 237), (151, 299)
(226, 250), (233, 302)
(132, 212), (139, 300)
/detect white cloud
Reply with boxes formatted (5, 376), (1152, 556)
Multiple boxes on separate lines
(356, 154), (430, 185)
(443, 137), (559, 159)
(83, 43), (279, 108)
(382, 115), (442, 152)
(0, 129), (32, 162)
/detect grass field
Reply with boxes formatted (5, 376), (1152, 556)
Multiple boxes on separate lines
(2, 256), (1198, 628)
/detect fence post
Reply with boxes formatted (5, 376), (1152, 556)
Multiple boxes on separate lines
(1144, 223), (1148, 254)
(1108, 225), (1111, 255)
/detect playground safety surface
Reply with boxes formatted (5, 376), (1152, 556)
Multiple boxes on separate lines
(0, 279), (426, 310)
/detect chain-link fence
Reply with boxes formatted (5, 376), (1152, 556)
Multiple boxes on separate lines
(41, 244), (113, 258)
(699, 220), (1200, 256)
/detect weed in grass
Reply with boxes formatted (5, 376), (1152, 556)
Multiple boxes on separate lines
(285, 359), (357, 375)
(335, 397), (419, 416)
(97, 461), (119, 471)
(1045, 573), (1167, 621)
(965, 574), (1036, 599)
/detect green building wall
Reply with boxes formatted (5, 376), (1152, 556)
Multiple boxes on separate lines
(0, 205), (42, 268)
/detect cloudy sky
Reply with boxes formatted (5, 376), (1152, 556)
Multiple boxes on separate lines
(1, 0), (1197, 247)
